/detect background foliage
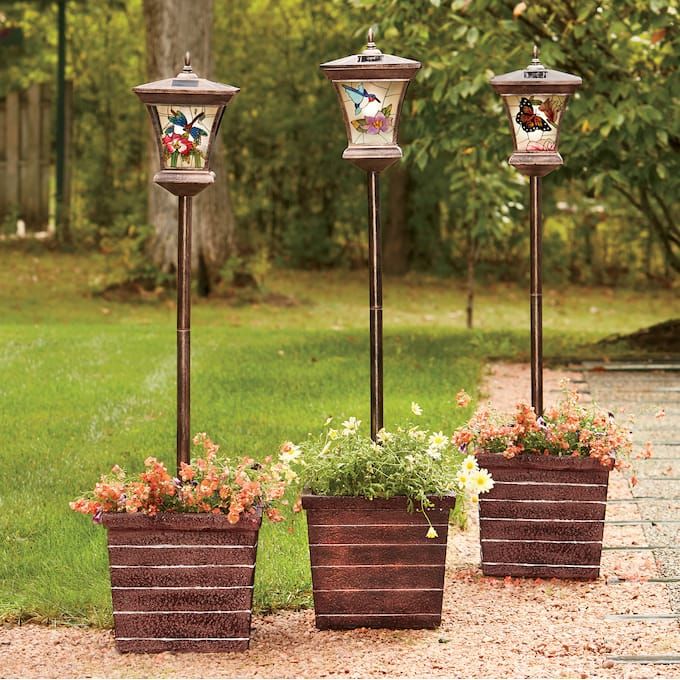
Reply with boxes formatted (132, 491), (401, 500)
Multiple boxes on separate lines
(0, 0), (677, 286)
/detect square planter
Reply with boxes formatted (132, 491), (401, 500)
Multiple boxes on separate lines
(102, 510), (261, 653)
(302, 493), (456, 630)
(476, 453), (611, 580)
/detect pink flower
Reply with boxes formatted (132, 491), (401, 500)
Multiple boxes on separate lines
(456, 389), (472, 408)
(162, 133), (194, 156)
(526, 140), (556, 152)
(365, 112), (392, 135)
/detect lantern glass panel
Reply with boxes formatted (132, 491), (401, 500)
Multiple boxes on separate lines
(157, 103), (219, 169)
(337, 80), (405, 145)
(506, 94), (567, 153)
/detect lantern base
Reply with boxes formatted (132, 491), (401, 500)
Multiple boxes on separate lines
(153, 170), (216, 197)
(508, 152), (563, 177)
(343, 146), (402, 173)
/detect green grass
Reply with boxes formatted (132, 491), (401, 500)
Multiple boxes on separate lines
(0, 243), (676, 626)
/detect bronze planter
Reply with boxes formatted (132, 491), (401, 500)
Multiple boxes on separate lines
(102, 511), (261, 653)
(476, 454), (611, 580)
(302, 493), (456, 630)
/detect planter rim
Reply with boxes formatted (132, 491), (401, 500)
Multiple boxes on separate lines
(301, 492), (457, 510)
(475, 452), (613, 471)
(102, 508), (262, 531)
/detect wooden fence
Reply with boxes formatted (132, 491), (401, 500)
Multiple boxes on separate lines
(0, 83), (51, 231)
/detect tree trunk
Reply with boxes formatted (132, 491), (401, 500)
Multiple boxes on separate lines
(383, 162), (411, 275)
(142, 0), (236, 295)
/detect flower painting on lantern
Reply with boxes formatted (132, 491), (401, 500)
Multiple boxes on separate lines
(338, 80), (405, 145)
(157, 104), (218, 169)
(507, 95), (566, 153)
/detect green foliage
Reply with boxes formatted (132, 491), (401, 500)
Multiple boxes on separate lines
(1, 0), (678, 283)
(357, 0), (679, 279)
(299, 416), (464, 508)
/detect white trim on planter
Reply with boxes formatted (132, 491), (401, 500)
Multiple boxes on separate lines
(311, 564), (444, 568)
(114, 610), (251, 615)
(111, 586), (254, 590)
(109, 544), (256, 549)
(481, 538), (602, 544)
(481, 517), (604, 523)
(110, 564), (255, 569)
(493, 481), (608, 487)
(480, 498), (606, 504)
(482, 561), (600, 569)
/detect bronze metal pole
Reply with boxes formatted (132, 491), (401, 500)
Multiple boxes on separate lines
(177, 195), (192, 472)
(529, 176), (543, 416)
(367, 171), (384, 440)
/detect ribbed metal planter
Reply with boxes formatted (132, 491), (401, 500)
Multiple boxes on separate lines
(102, 511), (261, 653)
(477, 454), (610, 580)
(302, 494), (456, 630)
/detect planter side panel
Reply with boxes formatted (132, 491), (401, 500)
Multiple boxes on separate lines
(477, 456), (609, 581)
(303, 495), (453, 630)
(104, 513), (260, 653)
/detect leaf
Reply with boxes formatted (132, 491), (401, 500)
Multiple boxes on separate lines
(651, 28), (666, 44)
(381, 104), (393, 116)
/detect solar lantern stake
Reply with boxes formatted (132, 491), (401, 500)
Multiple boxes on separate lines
(133, 53), (239, 473)
(491, 46), (581, 416)
(321, 29), (420, 440)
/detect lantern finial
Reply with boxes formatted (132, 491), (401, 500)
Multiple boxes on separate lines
(183, 51), (192, 73)
(525, 44), (545, 72)
(359, 26), (383, 61)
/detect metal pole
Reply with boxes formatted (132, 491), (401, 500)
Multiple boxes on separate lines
(529, 176), (543, 416)
(177, 196), (192, 472)
(367, 171), (384, 440)
(55, 0), (68, 243)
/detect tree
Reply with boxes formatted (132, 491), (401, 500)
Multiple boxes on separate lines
(142, 0), (236, 294)
(359, 0), (679, 278)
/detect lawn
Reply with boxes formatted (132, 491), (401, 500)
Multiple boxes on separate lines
(0, 243), (676, 626)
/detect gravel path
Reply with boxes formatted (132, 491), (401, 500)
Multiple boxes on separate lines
(1, 363), (678, 679)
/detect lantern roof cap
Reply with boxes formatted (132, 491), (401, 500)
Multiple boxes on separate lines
(133, 52), (239, 105)
(490, 46), (581, 95)
(320, 28), (421, 81)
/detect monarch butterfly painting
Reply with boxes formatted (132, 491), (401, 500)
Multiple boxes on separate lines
(515, 97), (551, 133)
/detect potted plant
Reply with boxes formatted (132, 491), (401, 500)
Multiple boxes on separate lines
(294, 402), (493, 630)
(70, 433), (298, 653)
(453, 387), (640, 580)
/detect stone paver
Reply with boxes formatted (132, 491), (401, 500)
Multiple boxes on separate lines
(584, 366), (680, 625)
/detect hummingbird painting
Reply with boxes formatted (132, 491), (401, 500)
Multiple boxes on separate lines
(165, 109), (208, 142)
(342, 83), (382, 118)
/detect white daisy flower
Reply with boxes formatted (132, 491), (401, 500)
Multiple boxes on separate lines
(467, 468), (494, 494)
(428, 431), (448, 450)
(341, 417), (361, 436)
(462, 455), (479, 473)
(411, 402), (423, 416)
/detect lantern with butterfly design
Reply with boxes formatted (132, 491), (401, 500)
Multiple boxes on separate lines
(491, 46), (581, 177)
(490, 47), (582, 418)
